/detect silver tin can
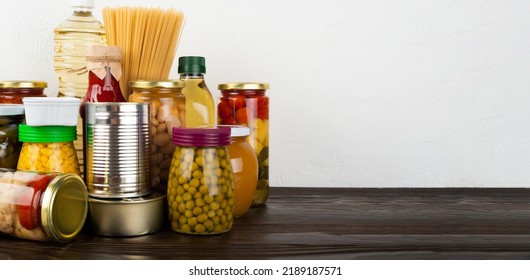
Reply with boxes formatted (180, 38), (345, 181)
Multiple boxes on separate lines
(85, 102), (151, 198)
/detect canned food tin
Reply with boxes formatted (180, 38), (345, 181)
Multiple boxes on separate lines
(85, 102), (151, 198)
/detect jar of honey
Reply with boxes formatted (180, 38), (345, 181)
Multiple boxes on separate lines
(0, 81), (47, 104)
(221, 125), (258, 218)
(0, 169), (88, 242)
(17, 125), (80, 175)
(218, 82), (269, 206)
(129, 80), (187, 192)
(167, 127), (235, 235)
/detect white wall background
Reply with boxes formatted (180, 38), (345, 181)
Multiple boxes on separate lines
(1, 0), (530, 188)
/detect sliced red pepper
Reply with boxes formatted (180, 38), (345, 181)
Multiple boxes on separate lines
(217, 101), (233, 119)
(228, 96), (246, 110)
(235, 107), (249, 124)
(220, 116), (237, 125)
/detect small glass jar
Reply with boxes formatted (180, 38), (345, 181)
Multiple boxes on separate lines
(218, 82), (269, 206)
(17, 125), (80, 175)
(0, 81), (47, 104)
(221, 125), (258, 218)
(129, 80), (187, 192)
(0, 105), (25, 169)
(167, 127), (235, 235)
(0, 169), (88, 242)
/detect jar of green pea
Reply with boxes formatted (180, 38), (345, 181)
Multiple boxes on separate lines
(167, 127), (235, 235)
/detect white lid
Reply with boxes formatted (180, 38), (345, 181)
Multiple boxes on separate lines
(71, 0), (94, 8)
(23, 97), (81, 105)
(227, 125), (250, 137)
(0, 104), (24, 116)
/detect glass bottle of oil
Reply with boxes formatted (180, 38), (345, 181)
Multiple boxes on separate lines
(178, 56), (215, 127)
(54, 0), (107, 98)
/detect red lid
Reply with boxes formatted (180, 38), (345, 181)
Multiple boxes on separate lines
(172, 127), (231, 147)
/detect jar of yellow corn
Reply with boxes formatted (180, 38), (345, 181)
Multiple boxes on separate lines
(17, 125), (80, 175)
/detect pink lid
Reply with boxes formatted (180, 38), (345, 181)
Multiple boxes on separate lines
(172, 127), (231, 147)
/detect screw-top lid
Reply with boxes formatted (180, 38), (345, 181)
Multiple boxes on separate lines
(71, 0), (94, 8)
(129, 80), (186, 89)
(218, 82), (269, 90)
(0, 81), (48, 89)
(41, 174), (88, 242)
(19, 125), (77, 143)
(178, 56), (206, 75)
(172, 127), (231, 147)
(0, 104), (24, 116)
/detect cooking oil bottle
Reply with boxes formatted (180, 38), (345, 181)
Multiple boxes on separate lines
(178, 56), (215, 127)
(54, 0), (107, 98)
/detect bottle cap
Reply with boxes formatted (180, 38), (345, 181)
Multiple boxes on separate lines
(71, 0), (94, 8)
(172, 127), (231, 147)
(19, 125), (77, 143)
(178, 56), (206, 75)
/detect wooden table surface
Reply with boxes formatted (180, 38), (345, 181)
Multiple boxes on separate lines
(2, 187), (530, 260)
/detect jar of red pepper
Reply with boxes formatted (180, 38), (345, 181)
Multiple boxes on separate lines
(217, 82), (269, 206)
(0, 81), (47, 104)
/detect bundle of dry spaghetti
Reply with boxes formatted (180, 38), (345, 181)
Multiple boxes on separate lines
(102, 6), (185, 98)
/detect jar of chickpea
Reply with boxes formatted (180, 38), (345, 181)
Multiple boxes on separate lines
(168, 127), (235, 235)
(17, 125), (80, 175)
(129, 80), (186, 192)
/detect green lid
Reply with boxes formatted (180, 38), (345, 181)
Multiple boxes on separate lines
(19, 125), (77, 143)
(178, 56), (206, 74)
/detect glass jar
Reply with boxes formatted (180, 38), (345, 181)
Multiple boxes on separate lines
(168, 127), (235, 235)
(221, 125), (258, 218)
(0, 169), (88, 242)
(129, 80), (187, 192)
(218, 82), (269, 206)
(0, 81), (47, 104)
(0, 105), (25, 169)
(17, 125), (80, 175)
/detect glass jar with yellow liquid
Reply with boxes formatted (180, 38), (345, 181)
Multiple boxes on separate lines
(178, 56), (215, 127)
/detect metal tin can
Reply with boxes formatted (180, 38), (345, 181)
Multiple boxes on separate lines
(218, 82), (270, 206)
(0, 81), (47, 104)
(168, 127), (235, 235)
(0, 169), (88, 242)
(0, 105), (25, 169)
(129, 80), (186, 192)
(84, 102), (151, 198)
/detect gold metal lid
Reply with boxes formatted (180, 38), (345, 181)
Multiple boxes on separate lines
(0, 81), (48, 89)
(218, 82), (269, 90)
(129, 80), (186, 89)
(40, 174), (88, 242)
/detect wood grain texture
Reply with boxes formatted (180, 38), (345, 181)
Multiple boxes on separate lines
(2, 187), (530, 260)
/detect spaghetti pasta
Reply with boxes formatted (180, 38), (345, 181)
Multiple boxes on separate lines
(102, 6), (185, 99)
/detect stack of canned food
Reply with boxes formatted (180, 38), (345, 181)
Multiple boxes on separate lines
(0, 78), (270, 242)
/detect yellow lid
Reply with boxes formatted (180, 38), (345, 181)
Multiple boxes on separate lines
(129, 80), (186, 89)
(218, 82), (269, 90)
(40, 174), (88, 242)
(0, 81), (48, 89)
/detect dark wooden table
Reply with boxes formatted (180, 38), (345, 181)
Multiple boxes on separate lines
(2, 187), (530, 260)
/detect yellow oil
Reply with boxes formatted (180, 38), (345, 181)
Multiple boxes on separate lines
(181, 76), (215, 127)
(54, 11), (106, 98)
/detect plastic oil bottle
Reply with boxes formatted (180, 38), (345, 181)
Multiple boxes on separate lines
(178, 56), (215, 127)
(54, 0), (107, 98)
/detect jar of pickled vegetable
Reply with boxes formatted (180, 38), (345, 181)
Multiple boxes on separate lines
(221, 125), (258, 218)
(218, 82), (269, 206)
(0, 81), (47, 104)
(168, 127), (235, 235)
(0, 169), (88, 242)
(129, 80), (187, 192)
(0, 105), (25, 169)
(17, 125), (80, 175)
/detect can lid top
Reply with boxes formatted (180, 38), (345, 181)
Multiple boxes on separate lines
(172, 127), (231, 147)
(41, 174), (88, 242)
